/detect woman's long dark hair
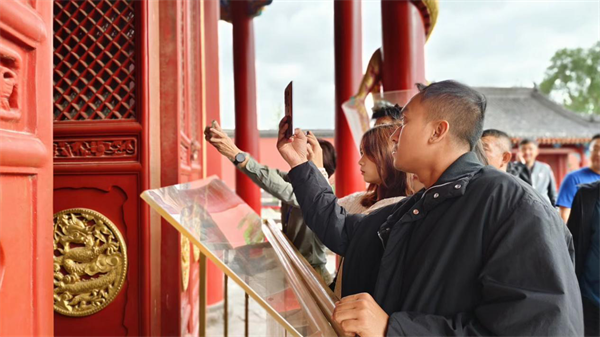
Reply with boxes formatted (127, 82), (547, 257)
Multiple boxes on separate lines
(360, 124), (414, 208)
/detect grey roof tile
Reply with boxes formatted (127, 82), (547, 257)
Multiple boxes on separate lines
(226, 87), (599, 143)
(478, 87), (599, 142)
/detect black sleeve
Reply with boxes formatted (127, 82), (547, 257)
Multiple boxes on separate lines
(517, 164), (532, 185)
(387, 194), (583, 336)
(566, 187), (592, 278)
(387, 312), (491, 336)
(547, 168), (558, 207)
(566, 190), (583, 268)
(288, 161), (365, 256)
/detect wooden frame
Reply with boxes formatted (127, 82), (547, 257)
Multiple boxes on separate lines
(52, 1), (153, 335)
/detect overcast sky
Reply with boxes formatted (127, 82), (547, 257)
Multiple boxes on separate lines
(218, 0), (600, 130)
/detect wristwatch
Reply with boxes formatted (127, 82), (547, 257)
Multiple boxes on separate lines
(232, 152), (247, 165)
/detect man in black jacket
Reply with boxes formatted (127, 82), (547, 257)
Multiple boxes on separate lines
(277, 80), (582, 336)
(567, 181), (600, 336)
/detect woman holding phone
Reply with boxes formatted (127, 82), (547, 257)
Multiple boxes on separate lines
(323, 124), (414, 296)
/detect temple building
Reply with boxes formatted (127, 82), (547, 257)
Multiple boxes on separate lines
(0, 0), (439, 336)
(480, 86), (599, 183)
(3, 0), (598, 335)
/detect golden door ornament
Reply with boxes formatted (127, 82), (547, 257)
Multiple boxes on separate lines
(181, 235), (190, 291)
(53, 208), (128, 317)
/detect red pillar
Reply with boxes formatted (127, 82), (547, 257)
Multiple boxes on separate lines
(231, 0), (261, 213)
(381, 0), (426, 91)
(204, 0), (225, 309)
(334, 0), (364, 198)
(205, 0), (222, 182)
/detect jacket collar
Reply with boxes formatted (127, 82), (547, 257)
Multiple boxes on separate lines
(433, 151), (484, 186)
(380, 151), (485, 228)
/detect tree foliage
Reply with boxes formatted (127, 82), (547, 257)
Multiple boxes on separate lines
(540, 42), (600, 115)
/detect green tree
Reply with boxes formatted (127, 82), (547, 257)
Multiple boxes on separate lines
(540, 42), (600, 115)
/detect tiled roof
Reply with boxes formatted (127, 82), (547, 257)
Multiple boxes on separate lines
(225, 87), (599, 145)
(478, 87), (599, 144)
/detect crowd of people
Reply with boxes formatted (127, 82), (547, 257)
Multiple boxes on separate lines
(205, 80), (600, 336)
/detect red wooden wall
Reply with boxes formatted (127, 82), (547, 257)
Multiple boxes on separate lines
(51, 1), (222, 336)
(0, 0), (54, 335)
(203, 0), (225, 311)
(52, 1), (152, 335)
(158, 0), (223, 335)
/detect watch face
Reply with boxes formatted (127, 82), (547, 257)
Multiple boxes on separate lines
(235, 153), (245, 163)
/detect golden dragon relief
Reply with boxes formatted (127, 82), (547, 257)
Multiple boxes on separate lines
(53, 208), (128, 317)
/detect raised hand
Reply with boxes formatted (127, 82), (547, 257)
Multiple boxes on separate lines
(277, 116), (309, 169)
(306, 131), (324, 168)
(204, 120), (240, 161)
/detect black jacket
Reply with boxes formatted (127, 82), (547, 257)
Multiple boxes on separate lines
(507, 161), (532, 185)
(289, 152), (583, 336)
(567, 181), (600, 279)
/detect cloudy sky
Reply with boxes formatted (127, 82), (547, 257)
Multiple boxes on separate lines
(218, 0), (600, 130)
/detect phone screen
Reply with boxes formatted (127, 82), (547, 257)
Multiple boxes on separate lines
(284, 81), (293, 139)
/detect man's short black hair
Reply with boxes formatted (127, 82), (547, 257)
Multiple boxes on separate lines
(482, 129), (509, 139)
(318, 139), (337, 177)
(482, 129), (512, 152)
(371, 103), (402, 121)
(416, 80), (487, 150)
(592, 134), (600, 142)
(519, 138), (538, 147)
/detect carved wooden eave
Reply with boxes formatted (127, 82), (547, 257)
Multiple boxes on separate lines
(219, 0), (438, 41)
(219, 0), (273, 23)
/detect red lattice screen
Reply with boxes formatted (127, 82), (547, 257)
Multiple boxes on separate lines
(53, 0), (136, 121)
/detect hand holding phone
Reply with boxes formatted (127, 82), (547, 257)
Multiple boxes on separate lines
(284, 81), (293, 139)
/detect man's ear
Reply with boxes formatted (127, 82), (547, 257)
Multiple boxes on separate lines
(429, 120), (450, 144)
(502, 151), (512, 166)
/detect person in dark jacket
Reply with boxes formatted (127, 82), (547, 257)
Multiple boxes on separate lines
(481, 129), (513, 172)
(276, 80), (583, 336)
(507, 160), (533, 185)
(567, 181), (600, 336)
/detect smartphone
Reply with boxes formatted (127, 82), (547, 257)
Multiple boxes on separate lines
(284, 81), (293, 139)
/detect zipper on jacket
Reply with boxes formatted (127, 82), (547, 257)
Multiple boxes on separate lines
(377, 177), (470, 250)
(378, 227), (390, 249)
(421, 180), (456, 200)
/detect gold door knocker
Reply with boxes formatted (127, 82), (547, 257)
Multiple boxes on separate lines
(53, 208), (128, 317)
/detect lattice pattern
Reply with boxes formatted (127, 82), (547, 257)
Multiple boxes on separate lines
(53, 0), (136, 121)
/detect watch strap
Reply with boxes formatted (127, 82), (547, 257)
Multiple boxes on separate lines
(232, 152), (246, 165)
